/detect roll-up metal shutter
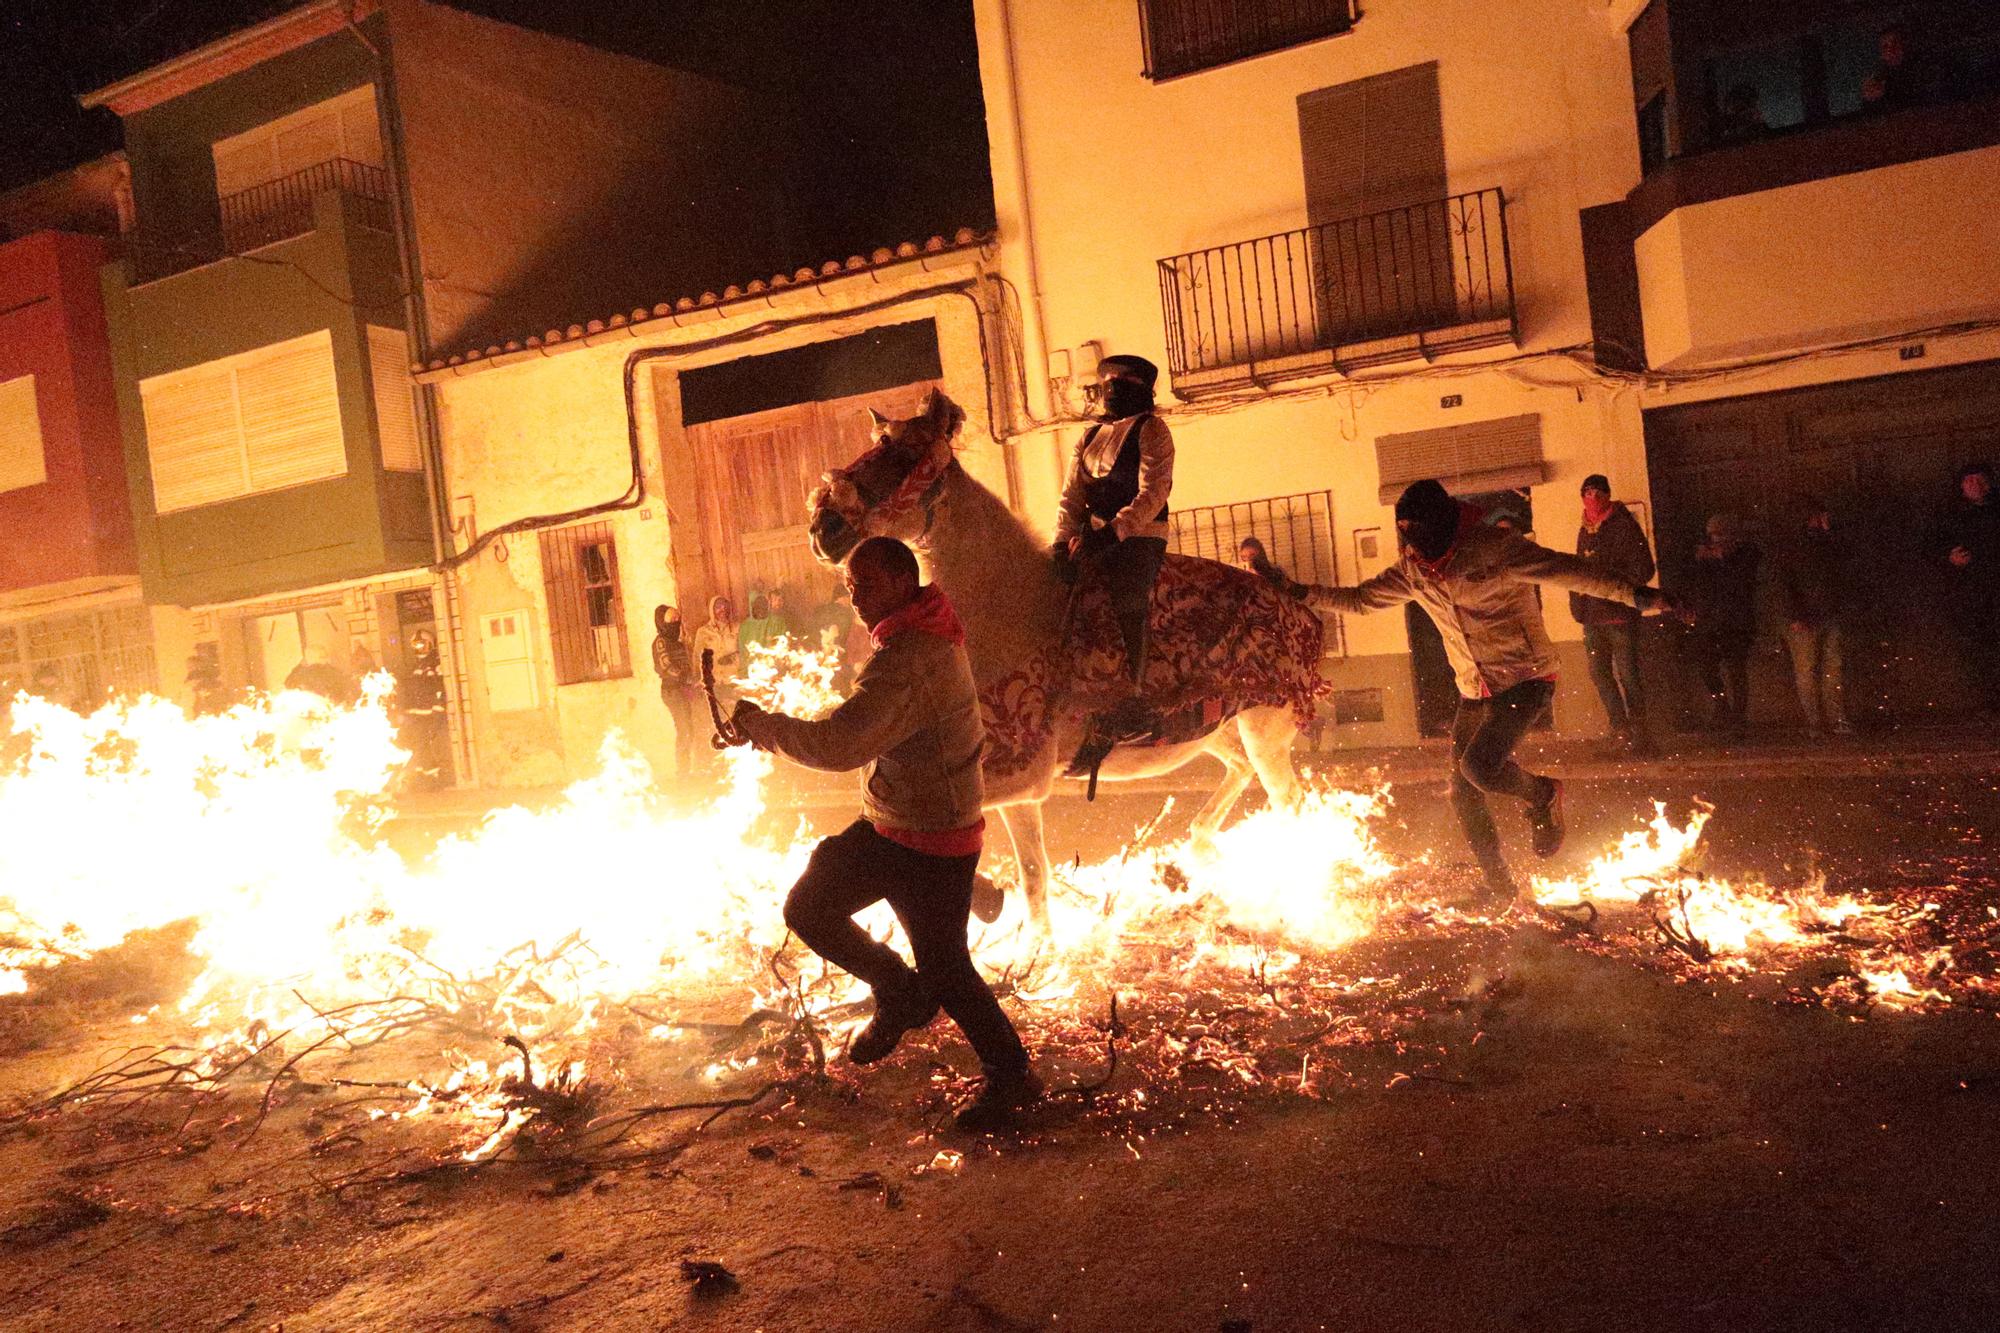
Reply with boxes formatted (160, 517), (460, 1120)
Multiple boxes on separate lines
(366, 326), (422, 472)
(237, 331), (346, 492)
(142, 364), (246, 512)
(1375, 413), (1546, 503)
(141, 329), (346, 512)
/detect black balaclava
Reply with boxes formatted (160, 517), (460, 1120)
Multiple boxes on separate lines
(655, 606), (682, 641)
(1097, 354), (1158, 420)
(1394, 480), (1462, 561)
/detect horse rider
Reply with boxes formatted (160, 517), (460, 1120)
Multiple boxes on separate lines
(1295, 480), (1683, 902)
(730, 536), (1040, 1132)
(1051, 352), (1175, 778)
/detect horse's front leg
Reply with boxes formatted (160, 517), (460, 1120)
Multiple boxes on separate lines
(996, 802), (1053, 935)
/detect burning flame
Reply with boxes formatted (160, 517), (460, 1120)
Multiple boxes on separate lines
(0, 642), (1967, 1153)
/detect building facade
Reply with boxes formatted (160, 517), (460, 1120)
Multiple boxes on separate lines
(416, 234), (1002, 788)
(0, 201), (177, 712)
(975, 0), (2000, 746)
(79, 0), (792, 782)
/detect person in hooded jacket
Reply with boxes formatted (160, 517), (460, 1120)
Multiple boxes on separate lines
(1051, 353), (1175, 778)
(1571, 474), (1658, 754)
(731, 537), (1037, 1133)
(1295, 480), (1682, 900)
(651, 604), (698, 776)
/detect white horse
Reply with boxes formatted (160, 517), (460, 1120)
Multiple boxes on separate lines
(808, 390), (1325, 929)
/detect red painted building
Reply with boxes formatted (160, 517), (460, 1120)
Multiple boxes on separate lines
(0, 229), (156, 704)
(0, 231), (134, 591)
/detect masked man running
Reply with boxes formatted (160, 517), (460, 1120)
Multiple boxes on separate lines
(731, 537), (1038, 1132)
(1297, 480), (1682, 900)
(1052, 353), (1175, 778)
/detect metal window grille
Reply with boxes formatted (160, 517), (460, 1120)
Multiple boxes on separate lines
(1139, 0), (1358, 80)
(1156, 187), (1517, 393)
(539, 522), (632, 684)
(0, 605), (159, 706)
(1168, 489), (1344, 657)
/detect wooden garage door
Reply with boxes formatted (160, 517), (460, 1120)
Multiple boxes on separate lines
(1644, 359), (2000, 721)
(681, 378), (940, 621)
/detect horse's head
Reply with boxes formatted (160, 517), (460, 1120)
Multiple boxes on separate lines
(808, 387), (965, 564)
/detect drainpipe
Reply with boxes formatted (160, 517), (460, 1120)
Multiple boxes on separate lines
(978, 0), (1057, 440)
(360, 16), (480, 785)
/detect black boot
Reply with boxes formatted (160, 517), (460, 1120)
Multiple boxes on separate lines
(1115, 607), (1150, 690)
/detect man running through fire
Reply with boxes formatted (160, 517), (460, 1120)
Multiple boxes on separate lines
(1296, 480), (1682, 901)
(729, 536), (1039, 1131)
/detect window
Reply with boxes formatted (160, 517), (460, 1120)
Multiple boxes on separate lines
(539, 523), (631, 684)
(480, 610), (540, 711)
(366, 327), (422, 472)
(1169, 489), (1344, 656)
(1374, 414), (1546, 504)
(0, 374), (48, 493)
(212, 87), (384, 198)
(1140, 0), (1357, 80)
(139, 330), (348, 513)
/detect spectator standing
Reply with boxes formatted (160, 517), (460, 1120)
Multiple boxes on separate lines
(1236, 536), (1289, 585)
(1938, 462), (2000, 712)
(691, 595), (739, 677)
(651, 604), (698, 777)
(1689, 513), (1762, 739)
(394, 629), (448, 789)
(1862, 24), (1931, 113)
(1571, 474), (1658, 755)
(1778, 498), (1854, 738)
(737, 591), (788, 658)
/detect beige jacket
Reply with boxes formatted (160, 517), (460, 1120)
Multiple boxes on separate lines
(745, 605), (984, 832)
(1305, 520), (1644, 699)
(1055, 414), (1174, 542)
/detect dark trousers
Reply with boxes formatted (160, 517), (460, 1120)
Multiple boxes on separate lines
(1055, 533), (1167, 684)
(1949, 598), (2000, 711)
(1449, 679), (1556, 869)
(1582, 621), (1646, 736)
(783, 820), (1027, 1079)
(661, 685), (696, 776)
(1695, 645), (1752, 732)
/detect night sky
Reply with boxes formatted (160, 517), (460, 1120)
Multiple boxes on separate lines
(0, 0), (995, 254)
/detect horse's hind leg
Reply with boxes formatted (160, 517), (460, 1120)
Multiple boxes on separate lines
(1239, 706), (1302, 810)
(996, 802), (1053, 934)
(1189, 724), (1257, 846)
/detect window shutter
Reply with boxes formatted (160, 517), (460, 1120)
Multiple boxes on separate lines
(367, 327), (423, 472)
(141, 330), (347, 512)
(236, 331), (347, 492)
(0, 374), (48, 494)
(142, 365), (246, 512)
(1299, 62), (1443, 226)
(1375, 414), (1547, 503)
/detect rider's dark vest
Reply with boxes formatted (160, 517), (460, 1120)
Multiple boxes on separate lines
(1081, 414), (1166, 526)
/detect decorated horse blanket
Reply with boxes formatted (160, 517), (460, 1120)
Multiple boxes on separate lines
(977, 554), (1328, 780)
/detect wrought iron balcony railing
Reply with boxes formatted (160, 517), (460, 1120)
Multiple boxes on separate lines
(1138, 0), (1359, 80)
(1156, 187), (1518, 391)
(130, 158), (394, 285)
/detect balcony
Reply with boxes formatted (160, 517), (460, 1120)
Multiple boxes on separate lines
(129, 158), (393, 285)
(1156, 187), (1518, 395)
(1138, 0), (1358, 81)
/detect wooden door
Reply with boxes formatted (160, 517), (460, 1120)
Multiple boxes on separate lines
(681, 379), (941, 621)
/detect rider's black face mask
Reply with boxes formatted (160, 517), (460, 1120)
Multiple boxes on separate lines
(1100, 378), (1152, 419)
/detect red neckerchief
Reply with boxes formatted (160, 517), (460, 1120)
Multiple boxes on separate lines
(868, 584), (965, 648)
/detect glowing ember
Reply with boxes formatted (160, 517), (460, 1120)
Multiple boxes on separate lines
(1530, 801), (1885, 960)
